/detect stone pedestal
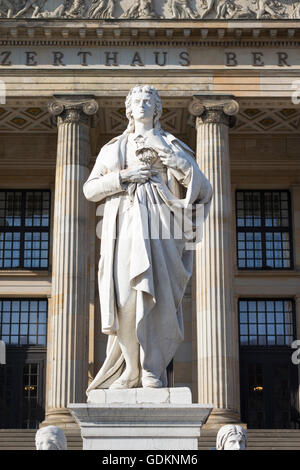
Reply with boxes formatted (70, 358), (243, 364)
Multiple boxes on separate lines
(69, 388), (212, 450)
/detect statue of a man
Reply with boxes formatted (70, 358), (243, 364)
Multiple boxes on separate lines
(14, 0), (47, 17)
(88, 0), (115, 18)
(122, 0), (158, 18)
(83, 85), (212, 391)
(168, 0), (198, 19)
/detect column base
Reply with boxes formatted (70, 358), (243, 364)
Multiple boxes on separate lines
(41, 408), (80, 430)
(203, 408), (246, 429)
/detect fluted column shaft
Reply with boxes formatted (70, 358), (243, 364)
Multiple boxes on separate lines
(189, 95), (240, 425)
(45, 96), (98, 426)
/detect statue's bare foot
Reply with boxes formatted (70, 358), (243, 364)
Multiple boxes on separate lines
(109, 374), (140, 389)
(142, 372), (162, 388)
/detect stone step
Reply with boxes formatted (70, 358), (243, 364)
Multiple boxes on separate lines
(2, 428), (300, 450)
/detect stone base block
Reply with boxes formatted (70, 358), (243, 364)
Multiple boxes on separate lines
(204, 408), (243, 429)
(68, 388), (212, 450)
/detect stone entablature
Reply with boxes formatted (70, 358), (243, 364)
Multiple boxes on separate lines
(0, 0), (299, 21)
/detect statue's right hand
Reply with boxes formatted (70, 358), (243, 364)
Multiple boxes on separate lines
(120, 165), (157, 184)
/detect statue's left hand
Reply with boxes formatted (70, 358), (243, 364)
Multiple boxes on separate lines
(157, 148), (190, 173)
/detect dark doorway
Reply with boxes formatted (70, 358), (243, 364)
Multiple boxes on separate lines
(239, 298), (299, 429)
(0, 298), (48, 429)
(0, 348), (46, 429)
(240, 349), (299, 428)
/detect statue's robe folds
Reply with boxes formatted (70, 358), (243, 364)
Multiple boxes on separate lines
(83, 131), (212, 391)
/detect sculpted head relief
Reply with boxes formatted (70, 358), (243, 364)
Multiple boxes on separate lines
(216, 424), (248, 450)
(35, 426), (67, 450)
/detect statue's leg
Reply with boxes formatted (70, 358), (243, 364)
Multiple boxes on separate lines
(140, 347), (163, 388)
(111, 290), (140, 388)
(14, 6), (28, 17)
(110, 203), (141, 389)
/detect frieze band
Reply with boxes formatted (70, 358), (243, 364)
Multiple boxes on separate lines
(0, 0), (299, 20)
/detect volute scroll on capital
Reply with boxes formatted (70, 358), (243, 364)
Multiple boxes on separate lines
(188, 96), (239, 128)
(48, 98), (99, 126)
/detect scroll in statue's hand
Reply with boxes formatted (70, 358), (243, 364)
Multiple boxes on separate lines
(120, 165), (158, 184)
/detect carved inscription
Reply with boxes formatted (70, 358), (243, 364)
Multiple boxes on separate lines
(0, 48), (298, 69)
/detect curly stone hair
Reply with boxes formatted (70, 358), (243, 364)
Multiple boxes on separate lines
(124, 84), (163, 134)
(216, 424), (248, 450)
(35, 425), (67, 450)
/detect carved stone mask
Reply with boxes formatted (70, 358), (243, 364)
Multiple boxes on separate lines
(223, 434), (246, 450)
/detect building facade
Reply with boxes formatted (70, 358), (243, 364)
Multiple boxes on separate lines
(0, 0), (300, 433)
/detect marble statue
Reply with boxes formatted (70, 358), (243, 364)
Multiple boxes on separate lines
(88, 0), (115, 18)
(216, 425), (248, 450)
(83, 85), (212, 391)
(14, 0), (47, 17)
(38, 0), (86, 18)
(292, 0), (300, 17)
(216, 0), (238, 18)
(35, 426), (67, 450)
(122, 0), (159, 18)
(38, 0), (68, 17)
(168, 0), (198, 18)
(0, 0), (14, 17)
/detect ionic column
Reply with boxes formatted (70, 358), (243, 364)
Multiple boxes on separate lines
(44, 95), (98, 427)
(189, 95), (240, 426)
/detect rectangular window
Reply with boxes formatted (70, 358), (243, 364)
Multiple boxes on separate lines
(0, 190), (50, 269)
(0, 299), (48, 347)
(236, 190), (293, 269)
(239, 299), (295, 347)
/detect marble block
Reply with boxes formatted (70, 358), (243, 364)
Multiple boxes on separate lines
(68, 388), (212, 450)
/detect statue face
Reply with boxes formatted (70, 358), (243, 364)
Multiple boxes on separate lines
(223, 434), (246, 450)
(130, 90), (156, 124)
(36, 437), (59, 450)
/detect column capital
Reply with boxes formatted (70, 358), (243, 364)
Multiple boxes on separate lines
(48, 94), (99, 127)
(189, 94), (239, 128)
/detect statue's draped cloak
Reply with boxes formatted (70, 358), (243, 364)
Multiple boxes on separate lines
(83, 131), (212, 392)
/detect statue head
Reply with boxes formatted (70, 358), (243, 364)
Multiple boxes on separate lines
(125, 85), (162, 133)
(35, 425), (67, 450)
(216, 424), (247, 450)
